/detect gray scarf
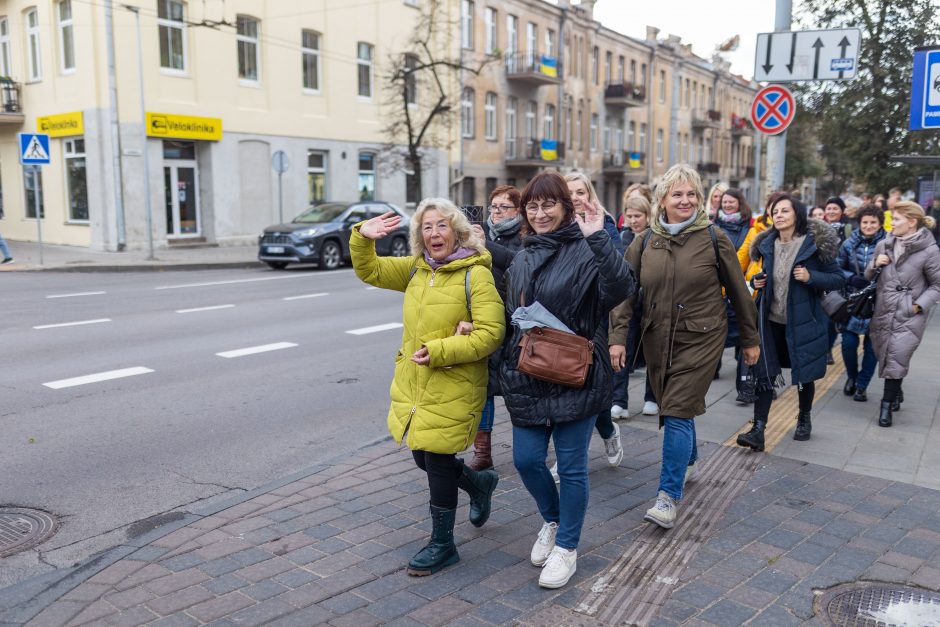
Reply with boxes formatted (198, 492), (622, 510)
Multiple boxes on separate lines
(657, 211), (699, 236)
(487, 215), (521, 240)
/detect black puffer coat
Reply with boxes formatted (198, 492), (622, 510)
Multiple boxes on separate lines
(750, 219), (844, 385)
(484, 220), (524, 396)
(498, 222), (635, 427)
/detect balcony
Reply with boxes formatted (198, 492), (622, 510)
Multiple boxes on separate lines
(697, 162), (720, 174)
(604, 82), (646, 108)
(505, 52), (562, 86)
(603, 151), (645, 174)
(692, 108), (721, 129)
(731, 113), (752, 137)
(505, 138), (565, 167)
(744, 165), (755, 178)
(0, 79), (25, 126)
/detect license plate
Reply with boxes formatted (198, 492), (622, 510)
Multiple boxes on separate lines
(266, 246), (285, 254)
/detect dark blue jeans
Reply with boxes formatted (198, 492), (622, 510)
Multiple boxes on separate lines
(659, 417), (698, 501)
(479, 396), (495, 432)
(841, 331), (877, 390)
(512, 414), (597, 550)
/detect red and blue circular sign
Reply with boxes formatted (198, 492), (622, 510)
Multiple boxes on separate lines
(751, 85), (796, 135)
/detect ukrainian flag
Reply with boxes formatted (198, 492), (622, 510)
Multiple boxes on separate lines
(540, 139), (558, 161)
(629, 152), (642, 168)
(539, 56), (558, 77)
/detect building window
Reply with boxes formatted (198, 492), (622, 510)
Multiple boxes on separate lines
(590, 113), (598, 151)
(602, 121), (610, 152)
(659, 70), (666, 103)
(64, 138), (88, 221)
(462, 177), (475, 206)
(628, 121), (636, 151)
(58, 1), (75, 72)
(236, 15), (260, 82)
(461, 87), (475, 138)
(615, 120), (624, 153)
(307, 150), (327, 203)
(506, 96), (517, 156)
(302, 30), (321, 91)
(403, 54), (419, 105)
(0, 18), (12, 77)
(405, 169), (420, 205)
(23, 168), (43, 218)
(525, 100), (536, 140)
(640, 63), (647, 85)
(564, 102), (572, 147)
(630, 59), (636, 85)
(618, 55), (624, 82)
(485, 177), (497, 202)
(506, 14), (517, 53)
(591, 46), (598, 84)
(461, 0), (474, 50)
(640, 123), (647, 153)
(525, 22), (536, 66)
(357, 42), (373, 97)
(157, 0), (186, 72)
(545, 29), (555, 59)
(656, 129), (664, 162)
(543, 104), (555, 140)
(484, 92), (497, 140)
(25, 8), (41, 81)
(358, 152), (375, 201)
(604, 51), (611, 84)
(484, 7), (496, 55)
(576, 109), (583, 150)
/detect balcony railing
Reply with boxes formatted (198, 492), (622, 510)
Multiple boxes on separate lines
(603, 151), (645, 172)
(505, 52), (562, 85)
(692, 108), (721, 129)
(0, 78), (25, 125)
(604, 82), (646, 107)
(505, 137), (565, 166)
(731, 113), (752, 137)
(697, 162), (721, 174)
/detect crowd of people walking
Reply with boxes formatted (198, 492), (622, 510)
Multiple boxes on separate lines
(349, 167), (940, 589)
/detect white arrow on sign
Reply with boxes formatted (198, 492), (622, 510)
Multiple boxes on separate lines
(754, 28), (861, 82)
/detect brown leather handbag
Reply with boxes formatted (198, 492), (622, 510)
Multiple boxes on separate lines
(517, 326), (595, 388)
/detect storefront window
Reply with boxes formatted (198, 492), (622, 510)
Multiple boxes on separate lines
(64, 138), (88, 221)
(307, 150), (326, 203)
(358, 152), (375, 201)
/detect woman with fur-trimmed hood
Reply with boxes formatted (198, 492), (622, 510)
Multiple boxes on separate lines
(735, 194), (845, 451)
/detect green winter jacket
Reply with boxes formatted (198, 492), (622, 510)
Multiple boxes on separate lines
(350, 227), (505, 454)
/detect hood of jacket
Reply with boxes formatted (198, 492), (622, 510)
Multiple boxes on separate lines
(750, 218), (841, 264)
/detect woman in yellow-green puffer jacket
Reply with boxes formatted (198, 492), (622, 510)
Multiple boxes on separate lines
(350, 197), (505, 578)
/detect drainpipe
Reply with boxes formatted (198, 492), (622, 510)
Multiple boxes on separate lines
(646, 45), (655, 184)
(104, 0), (126, 250)
(668, 60), (682, 167)
(558, 4), (566, 172)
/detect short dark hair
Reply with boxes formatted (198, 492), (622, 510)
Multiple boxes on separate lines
(721, 188), (752, 222)
(519, 171), (576, 236)
(488, 184), (521, 208)
(769, 193), (808, 235)
(857, 203), (885, 226)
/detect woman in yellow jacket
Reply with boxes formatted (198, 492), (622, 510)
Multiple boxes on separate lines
(351, 198), (505, 576)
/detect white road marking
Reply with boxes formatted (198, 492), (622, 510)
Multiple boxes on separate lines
(346, 322), (404, 335)
(45, 291), (106, 299)
(43, 367), (154, 389)
(33, 318), (112, 330)
(365, 286), (379, 290)
(175, 304), (236, 314)
(283, 292), (328, 301)
(154, 271), (350, 291)
(216, 342), (298, 359)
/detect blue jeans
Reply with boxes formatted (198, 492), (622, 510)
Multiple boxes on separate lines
(513, 414), (597, 550)
(841, 331), (877, 390)
(659, 417), (698, 501)
(0, 233), (10, 259)
(479, 396), (495, 432)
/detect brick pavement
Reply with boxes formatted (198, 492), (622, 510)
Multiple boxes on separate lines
(5, 405), (940, 627)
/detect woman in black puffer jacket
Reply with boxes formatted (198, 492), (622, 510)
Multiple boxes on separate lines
(498, 171), (634, 589)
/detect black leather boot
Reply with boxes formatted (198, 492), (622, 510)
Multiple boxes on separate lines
(736, 419), (767, 451)
(843, 377), (856, 396)
(878, 400), (893, 427)
(891, 389), (904, 412)
(793, 411), (812, 441)
(853, 387), (867, 402)
(456, 461), (498, 527)
(407, 505), (459, 576)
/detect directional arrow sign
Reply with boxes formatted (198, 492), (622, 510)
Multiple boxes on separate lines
(754, 28), (861, 82)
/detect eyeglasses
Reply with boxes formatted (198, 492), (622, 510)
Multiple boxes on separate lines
(489, 204), (516, 214)
(524, 200), (558, 215)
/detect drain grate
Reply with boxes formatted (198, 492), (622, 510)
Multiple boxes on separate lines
(821, 582), (940, 626)
(0, 508), (58, 557)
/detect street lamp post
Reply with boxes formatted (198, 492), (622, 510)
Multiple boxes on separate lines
(124, 4), (155, 261)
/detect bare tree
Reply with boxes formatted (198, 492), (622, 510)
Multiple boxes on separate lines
(381, 0), (494, 203)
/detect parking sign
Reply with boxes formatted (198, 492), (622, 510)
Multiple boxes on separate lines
(910, 46), (940, 130)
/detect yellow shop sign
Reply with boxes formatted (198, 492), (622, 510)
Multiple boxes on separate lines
(146, 112), (222, 141)
(37, 112), (84, 137)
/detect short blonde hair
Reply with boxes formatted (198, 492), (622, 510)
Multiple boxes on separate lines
(707, 182), (729, 207)
(623, 195), (651, 220)
(564, 171), (607, 214)
(623, 183), (653, 206)
(892, 200), (937, 231)
(653, 164), (705, 219)
(409, 198), (485, 257)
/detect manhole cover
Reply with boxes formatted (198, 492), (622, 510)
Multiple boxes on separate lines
(821, 582), (940, 626)
(0, 508), (58, 557)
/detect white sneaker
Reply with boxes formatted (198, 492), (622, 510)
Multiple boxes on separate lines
(644, 491), (677, 529)
(684, 463), (698, 485)
(603, 422), (624, 466)
(610, 404), (628, 419)
(539, 547), (577, 588)
(530, 521), (558, 566)
(549, 461), (560, 484)
(642, 401), (659, 416)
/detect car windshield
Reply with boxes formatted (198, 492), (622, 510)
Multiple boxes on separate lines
(292, 203), (348, 224)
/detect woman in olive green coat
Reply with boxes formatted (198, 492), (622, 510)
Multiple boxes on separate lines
(351, 198), (505, 576)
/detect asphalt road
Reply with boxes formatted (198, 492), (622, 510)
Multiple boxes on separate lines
(1, 266), (408, 588)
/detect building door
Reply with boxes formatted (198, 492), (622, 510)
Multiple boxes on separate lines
(163, 141), (201, 237)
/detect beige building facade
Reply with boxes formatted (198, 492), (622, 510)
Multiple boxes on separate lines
(0, 0), (447, 250)
(455, 0), (761, 215)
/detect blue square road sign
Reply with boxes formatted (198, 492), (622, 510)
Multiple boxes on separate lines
(910, 46), (940, 131)
(19, 133), (51, 165)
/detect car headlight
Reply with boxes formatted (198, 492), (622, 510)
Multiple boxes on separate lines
(295, 228), (318, 239)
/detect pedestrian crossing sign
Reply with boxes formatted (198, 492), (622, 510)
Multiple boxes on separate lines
(18, 132), (51, 165)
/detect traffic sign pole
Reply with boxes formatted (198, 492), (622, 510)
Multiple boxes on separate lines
(766, 0), (792, 197)
(271, 151), (290, 224)
(31, 166), (44, 266)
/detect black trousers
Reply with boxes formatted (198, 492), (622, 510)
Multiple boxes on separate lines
(755, 320), (816, 418)
(412, 450), (463, 509)
(883, 378), (904, 403)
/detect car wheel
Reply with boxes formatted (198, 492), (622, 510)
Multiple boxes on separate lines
(390, 236), (409, 257)
(320, 241), (342, 270)
(266, 261), (288, 270)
